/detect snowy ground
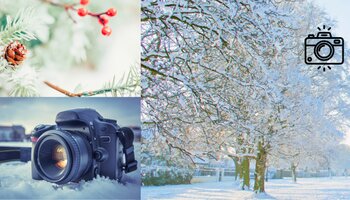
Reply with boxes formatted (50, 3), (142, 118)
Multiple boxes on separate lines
(142, 177), (350, 200)
(0, 142), (140, 199)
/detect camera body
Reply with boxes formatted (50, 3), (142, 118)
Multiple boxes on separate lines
(31, 109), (137, 184)
(305, 32), (344, 65)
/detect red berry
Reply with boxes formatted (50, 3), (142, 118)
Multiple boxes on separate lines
(106, 8), (117, 17)
(77, 8), (88, 17)
(101, 26), (112, 36)
(98, 15), (109, 25)
(80, 0), (89, 5)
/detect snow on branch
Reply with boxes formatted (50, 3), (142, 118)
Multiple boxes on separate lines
(0, 8), (37, 45)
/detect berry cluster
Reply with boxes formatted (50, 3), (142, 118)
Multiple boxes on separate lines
(76, 0), (117, 36)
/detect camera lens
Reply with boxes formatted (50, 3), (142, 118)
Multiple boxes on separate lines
(314, 41), (334, 61)
(37, 140), (69, 180)
(34, 130), (92, 184)
(53, 144), (67, 169)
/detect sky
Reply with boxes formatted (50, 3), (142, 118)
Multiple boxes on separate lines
(312, 0), (350, 42)
(312, 0), (350, 145)
(0, 98), (140, 134)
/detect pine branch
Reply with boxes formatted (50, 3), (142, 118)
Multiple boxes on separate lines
(44, 66), (140, 97)
(0, 8), (37, 45)
(43, 81), (80, 97)
(0, 9), (38, 97)
(43, 81), (117, 97)
(103, 66), (141, 97)
(9, 84), (37, 97)
(0, 58), (9, 72)
(7, 66), (39, 97)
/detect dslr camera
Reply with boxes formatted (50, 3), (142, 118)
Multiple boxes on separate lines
(31, 108), (137, 184)
(305, 31), (344, 65)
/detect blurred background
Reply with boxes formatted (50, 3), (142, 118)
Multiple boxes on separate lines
(0, 0), (140, 96)
(0, 98), (141, 140)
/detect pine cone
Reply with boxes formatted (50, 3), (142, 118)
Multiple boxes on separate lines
(3, 41), (28, 66)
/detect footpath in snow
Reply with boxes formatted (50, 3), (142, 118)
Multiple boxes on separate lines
(142, 177), (350, 200)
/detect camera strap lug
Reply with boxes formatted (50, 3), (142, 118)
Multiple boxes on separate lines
(124, 145), (134, 155)
(118, 127), (138, 173)
(123, 145), (137, 173)
(124, 160), (138, 173)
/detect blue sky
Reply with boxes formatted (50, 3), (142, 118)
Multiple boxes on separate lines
(0, 98), (140, 134)
(313, 0), (350, 41)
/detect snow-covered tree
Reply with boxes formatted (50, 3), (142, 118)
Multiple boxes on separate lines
(142, 0), (350, 193)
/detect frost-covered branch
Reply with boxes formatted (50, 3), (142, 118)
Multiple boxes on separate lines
(0, 8), (38, 97)
(44, 65), (140, 97)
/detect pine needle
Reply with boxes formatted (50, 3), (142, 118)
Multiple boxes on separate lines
(103, 65), (141, 97)
(0, 8), (37, 45)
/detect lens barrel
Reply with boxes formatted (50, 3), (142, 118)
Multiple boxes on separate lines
(33, 130), (92, 184)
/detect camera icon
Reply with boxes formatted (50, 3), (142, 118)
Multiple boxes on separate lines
(305, 31), (344, 65)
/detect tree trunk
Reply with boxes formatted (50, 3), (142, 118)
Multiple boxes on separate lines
(291, 163), (297, 183)
(233, 157), (241, 181)
(241, 157), (250, 190)
(218, 168), (222, 182)
(254, 142), (267, 193)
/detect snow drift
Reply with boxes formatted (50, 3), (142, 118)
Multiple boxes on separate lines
(0, 141), (140, 199)
(0, 161), (140, 199)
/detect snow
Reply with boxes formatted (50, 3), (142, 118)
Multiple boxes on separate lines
(0, 161), (140, 199)
(0, 142), (140, 199)
(0, 142), (31, 147)
(142, 177), (350, 200)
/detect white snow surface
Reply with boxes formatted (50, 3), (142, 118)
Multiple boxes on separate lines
(142, 177), (350, 200)
(0, 142), (141, 199)
(0, 142), (31, 147)
(0, 161), (140, 199)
